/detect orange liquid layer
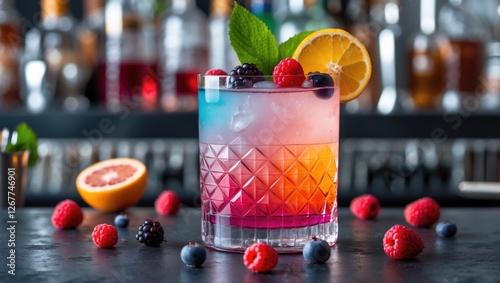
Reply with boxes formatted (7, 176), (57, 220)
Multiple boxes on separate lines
(200, 142), (338, 228)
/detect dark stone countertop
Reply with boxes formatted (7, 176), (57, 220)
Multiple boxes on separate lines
(1, 207), (500, 283)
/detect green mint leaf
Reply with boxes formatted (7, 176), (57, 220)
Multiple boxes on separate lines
(278, 31), (314, 61)
(229, 2), (278, 75)
(5, 123), (39, 167)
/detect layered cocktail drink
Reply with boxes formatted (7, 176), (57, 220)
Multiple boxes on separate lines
(199, 74), (339, 253)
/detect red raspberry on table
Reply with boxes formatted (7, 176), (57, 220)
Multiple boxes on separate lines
(349, 194), (381, 220)
(383, 225), (424, 260)
(92, 224), (119, 248)
(404, 197), (440, 227)
(51, 199), (84, 229)
(273, 58), (305, 87)
(243, 242), (278, 272)
(205, 69), (228, 76)
(155, 190), (182, 216)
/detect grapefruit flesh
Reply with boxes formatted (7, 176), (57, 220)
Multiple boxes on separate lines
(76, 158), (147, 212)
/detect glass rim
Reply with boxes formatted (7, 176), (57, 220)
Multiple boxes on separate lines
(198, 73), (338, 79)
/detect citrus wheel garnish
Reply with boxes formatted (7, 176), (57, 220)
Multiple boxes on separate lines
(76, 158), (147, 212)
(292, 28), (372, 102)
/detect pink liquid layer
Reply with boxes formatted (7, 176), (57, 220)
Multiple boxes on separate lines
(200, 142), (338, 229)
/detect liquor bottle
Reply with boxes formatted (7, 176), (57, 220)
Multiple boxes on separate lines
(101, 0), (158, 112)
(407, 0), (451, 110)
(278, 0), (338, 43)
(438, 0), (487, 97)
(208, 0), (239, 73)
(376, 0), (402, 114)
(158, 0), (208, 111)
(0, 0), (21, 111)
(79, 0), (105, 105)
(21, 0), (89, 112)
(249, 0), (276, 36)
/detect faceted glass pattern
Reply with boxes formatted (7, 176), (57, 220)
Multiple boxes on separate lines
(200, 139), (338, 229)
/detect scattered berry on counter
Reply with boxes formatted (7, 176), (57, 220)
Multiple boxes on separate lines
(404, 197), (440, 227)
(308, 72), (335, 99)
(436, 220), (457, 237)
(92, 224), (119, 248)
(383, 225), (424, 260)
(229, 63), (264, 88)
(349, 194), (381, 220)
(302, 236), (331, 264)
(272, 58), (305, 87)
(114, 213), (129, 228)
(51, 199), (84, 230)
(155, 190), (182, 216)
(243, 242), (278, 272)
(136, 219), (165, 247)
(180, 242), (207, 267)
(205, 69), (228, 76)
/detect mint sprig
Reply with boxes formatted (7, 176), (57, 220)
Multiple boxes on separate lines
(278, 31), (314, 61)
(5, 123), (39, 167)
(229, 3), (314, 75)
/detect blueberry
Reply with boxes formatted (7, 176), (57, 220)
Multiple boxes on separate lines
(308, 73), (334, 99)
(114, 214), (129, 228)
(436, 221), (457, 237)
(180, 243), (207, 267)
(303, 236), (331, 263)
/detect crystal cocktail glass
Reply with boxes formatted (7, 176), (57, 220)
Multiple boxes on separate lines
(199, 75), (339, 253)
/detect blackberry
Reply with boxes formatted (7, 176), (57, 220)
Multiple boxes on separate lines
(229, 63), (264, 88)
(135, 219), (165, 247)
(308, 72), (335, 99)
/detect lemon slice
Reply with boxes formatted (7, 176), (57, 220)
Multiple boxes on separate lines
(292, 28), (372, 102)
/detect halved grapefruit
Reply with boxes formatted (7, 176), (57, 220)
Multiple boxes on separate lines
(76, 158), (147, 212)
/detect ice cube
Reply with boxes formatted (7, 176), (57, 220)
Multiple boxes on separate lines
(253, 81), (278, 89)
(230, 96), (254, 132)
(301, 80), (313, 88)
(205, 76), (220, 103)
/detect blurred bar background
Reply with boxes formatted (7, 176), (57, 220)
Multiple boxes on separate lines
(1, 0), (500, 207)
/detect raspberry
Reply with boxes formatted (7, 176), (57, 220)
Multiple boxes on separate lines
(155, 190), (182, 215)
(383, 225), (424, 260)
(404, 197), (440, 227)
(135, 219), (166, 247)
(273, 58), (305, 87)
(92, 224), (119, 248)
(205, 69), (228, 76)
(243, 242), (278, 272)
(229, 63), (264, 88)
(51, 199), (84, 229)
(349, 194), (381, 220)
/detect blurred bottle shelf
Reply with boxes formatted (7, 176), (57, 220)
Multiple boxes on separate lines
(21, 137), (500, 208)
(2, 107), (500, 139)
